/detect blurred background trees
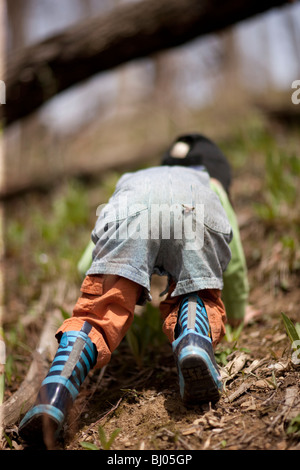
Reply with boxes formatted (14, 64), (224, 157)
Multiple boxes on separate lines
(1, 0), (300, 195)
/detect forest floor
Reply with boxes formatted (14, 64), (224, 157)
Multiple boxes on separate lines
(1, 110), (300, 452)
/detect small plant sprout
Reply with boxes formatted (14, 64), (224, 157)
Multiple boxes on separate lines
(80, 426), (121, 450)
(281, 312), (300, 365)
(98, 426), (121, 450)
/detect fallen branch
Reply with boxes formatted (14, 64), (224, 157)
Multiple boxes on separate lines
(224, 379), (255, 403)
(2, 0), (291, 125)
(0, 309), (61, 430)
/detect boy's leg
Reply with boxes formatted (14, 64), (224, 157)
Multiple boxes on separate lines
(194, 289), (227, 349)
(160, 287), (226, 405)
(57, 274), (143, 369)
(19, 274), (142, 445)
(161, 286), (226, 347)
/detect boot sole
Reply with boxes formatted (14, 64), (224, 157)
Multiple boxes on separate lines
(179, 349), (221, 405)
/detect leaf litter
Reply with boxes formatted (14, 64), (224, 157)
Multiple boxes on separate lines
(2, 122), (300, 451)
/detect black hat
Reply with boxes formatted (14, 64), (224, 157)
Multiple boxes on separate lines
(161, 133), (232, 194)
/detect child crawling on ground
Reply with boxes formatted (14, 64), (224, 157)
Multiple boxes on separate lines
(19, 133), (250, 446)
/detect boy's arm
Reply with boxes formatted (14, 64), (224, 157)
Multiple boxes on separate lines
(210, 179), (249, 325)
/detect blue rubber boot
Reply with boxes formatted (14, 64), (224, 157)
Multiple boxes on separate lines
(172, 294), (222, 405)
(19, 322), (97, 446)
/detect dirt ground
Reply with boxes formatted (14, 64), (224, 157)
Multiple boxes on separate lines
(63, 217), (300, 452)
(2, 119), (300, 452)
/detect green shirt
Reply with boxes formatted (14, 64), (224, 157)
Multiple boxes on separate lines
(210, 180), (249, 323)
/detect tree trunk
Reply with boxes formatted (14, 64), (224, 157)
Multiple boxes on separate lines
(2, 0), (291, 125)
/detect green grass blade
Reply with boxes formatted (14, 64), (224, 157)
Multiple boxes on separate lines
(0, 339), (6, 405)
(281, 312), (300, 349)
(80, 441), (99, 450)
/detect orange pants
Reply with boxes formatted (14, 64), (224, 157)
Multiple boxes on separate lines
(56, 275), (227, 369)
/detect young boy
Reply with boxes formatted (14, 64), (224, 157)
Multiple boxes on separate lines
(19, 133), (249, 445)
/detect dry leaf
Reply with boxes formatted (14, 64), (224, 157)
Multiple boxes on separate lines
(203, 436), (211, 450)
(255, 379), (274, 389)
(220, 352), (249, 380)
(268, 360), (289, 373)
(240, 398), (257, 411)
(244, 358), (267, 374)
(182, 426), (199, 436)
(283, 386), (299, 421)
